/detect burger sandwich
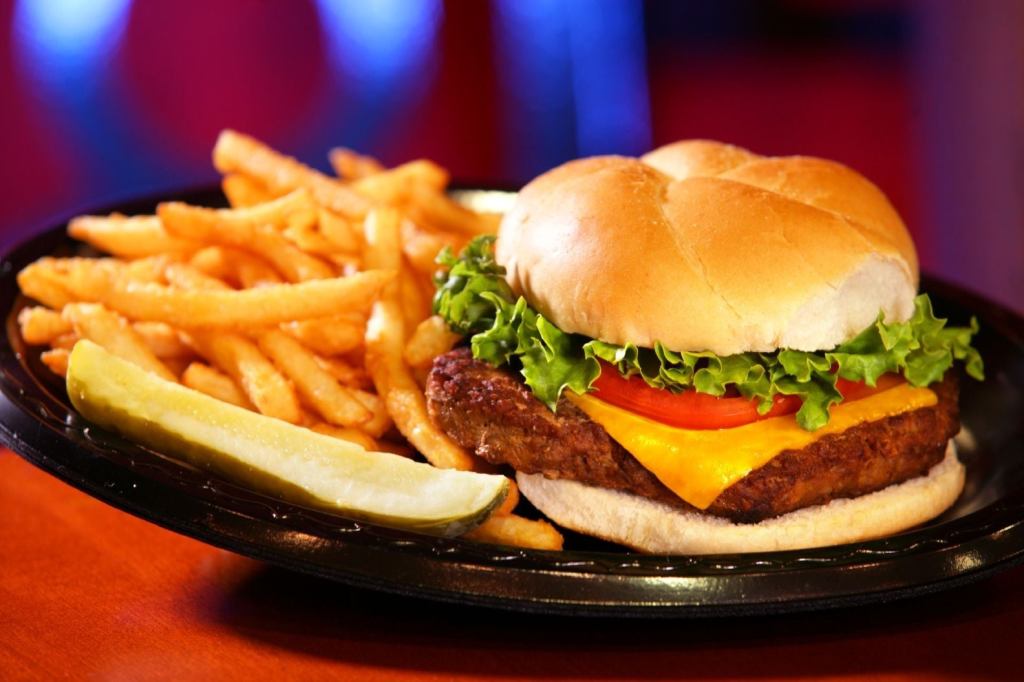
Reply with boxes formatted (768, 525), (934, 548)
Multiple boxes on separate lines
(426, 140), (984, 554)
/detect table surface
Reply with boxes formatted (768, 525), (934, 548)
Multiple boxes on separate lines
(1, 448), (1021, 682)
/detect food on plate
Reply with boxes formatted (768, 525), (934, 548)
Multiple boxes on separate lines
(15, 130), (560, 551)
(158, 190), (333, 282)
(68, 214), (201, 258)
(188, 329), (304, 424)
(329, 146), (386, 180)
(464, 510), (565, 549)
(405, 316), (462, 369)
(181, 362), (255, 409)
(429, 140), (983, 553)
(18, 306), (73, 345)
(362, 207), (482, 472)
(67, 340), (509, 536)
(17, 257), (392, 329)
(62, 302), (178, 383)
(189, 246), (283, 287)
(257, 329), (373, 428)
(212, 129), (371, 219)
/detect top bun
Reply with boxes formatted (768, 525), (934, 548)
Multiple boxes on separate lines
(496, 140), (919, 356)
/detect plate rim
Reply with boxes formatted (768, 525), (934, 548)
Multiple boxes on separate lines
(2, 186), (1024, 618)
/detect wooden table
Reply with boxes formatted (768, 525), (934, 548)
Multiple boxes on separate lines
(1, 448), (1020, 681)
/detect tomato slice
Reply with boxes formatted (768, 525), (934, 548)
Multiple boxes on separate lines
(835, 373), (904, 400)
(590, 362), (903, 430)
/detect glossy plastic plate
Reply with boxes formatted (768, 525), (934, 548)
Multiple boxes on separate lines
(2, 188), (1023, 617)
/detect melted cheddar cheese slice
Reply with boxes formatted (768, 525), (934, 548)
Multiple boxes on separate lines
(567, 383), (938, 510)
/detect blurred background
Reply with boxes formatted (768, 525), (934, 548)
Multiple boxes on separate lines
(1, 0), (1020, 313)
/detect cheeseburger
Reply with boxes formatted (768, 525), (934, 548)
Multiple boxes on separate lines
(426, 140), (983, 554)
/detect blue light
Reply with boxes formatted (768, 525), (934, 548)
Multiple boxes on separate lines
(11, 0), (185, 204)
(493, 0), (577, 176)
(564, 0), (651, 156)
(493, 0), (652, 174)
(316, 0), (442, 93)
(314, 0), (443, 146)
(13, 0), (132, 85)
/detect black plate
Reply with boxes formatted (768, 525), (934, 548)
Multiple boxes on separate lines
(2, 188), (1024, 618)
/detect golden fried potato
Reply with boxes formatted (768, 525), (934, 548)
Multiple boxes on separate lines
(68, 214), (199, 258)
(63, 303), (177, 382)
(465, 514), (564, 550)
(188, 330), (302, 423)
(181, 362), (254, 409)
(213, 130), (370, 219)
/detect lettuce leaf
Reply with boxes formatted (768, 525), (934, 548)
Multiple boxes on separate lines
(433, 236), (514, 335)
(434, 237), (984, 431)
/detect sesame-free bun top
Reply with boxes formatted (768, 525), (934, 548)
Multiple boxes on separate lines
(496, 140), (920, 356)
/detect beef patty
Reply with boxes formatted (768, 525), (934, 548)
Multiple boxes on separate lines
(426, 348), (961, 523)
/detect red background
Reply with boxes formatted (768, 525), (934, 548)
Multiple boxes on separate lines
(2, 3), (1023, 678)
(1, 0), (1021, 309)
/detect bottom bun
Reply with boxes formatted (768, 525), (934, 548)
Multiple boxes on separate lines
(517, 441), (964, 554)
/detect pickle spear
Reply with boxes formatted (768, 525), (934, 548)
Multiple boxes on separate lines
(66, 340), (507, 536)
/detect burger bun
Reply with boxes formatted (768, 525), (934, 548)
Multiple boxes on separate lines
(516, 440), (964, 555)
(497, 141), (920, 356)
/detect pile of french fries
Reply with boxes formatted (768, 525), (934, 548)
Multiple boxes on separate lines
(16, 130), (563, 551)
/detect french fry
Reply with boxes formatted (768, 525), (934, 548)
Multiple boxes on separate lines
(318, 208), (362, 253)
(189, 246), (283, 288)
(362, 207), (404, 273)
(40, 348), (69, 376)
(17, 306), (72, 345)
(404, 316), (461, 369)
(63, 303), (177, 382)
(213, 130), (371, 219)
(315, 356), (372, 390)
(352, 160), (449, 203)
(465, 514), (564, 550)
(189, 330), (301, 423)
(478, 212), (503, 234)
(327, 253), (362, 276)
(17, 259), (89, 309)
(309, 422), (378, 451)
(68, 214), (200, 258)
(50, 332), (80, 350)
(328, 147), (385, 180)
(132, 322), (194, 359)
(282, 221), (345, 257)
(401, 222), (464, 275)
(416, 270), (439, 312)
(181, 362), (254, 409)
(188, 246), (236, 282)
(89, 270), (392, 329)
(17, 257), (131, 308)
(281, 315), (365, 356)
(162, 357), (190, 380)
(364, 208), (477, 470)
(29, 254), (169, 302)
(158, 196), (332, 282)
(398, 262), (432, 335)
(406, 184), (500, 236)
(394, 159), (449, 190)
(233, 257), (285, 288)
(17, 274), (74, 310)
(350, 388), (391, 438)
(124, 255), (178, 284)
(257, 330), (372, 428)
(162, 262), (232, 291)
(494, 478), (520, 516)
(411, 365), (430, 391)
(221, 173), (274, 208)
(207, 187), (319, 230)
